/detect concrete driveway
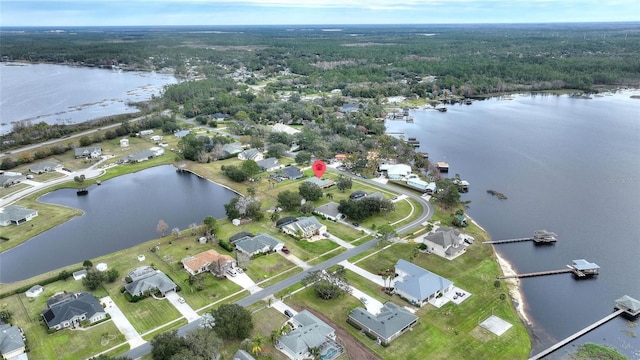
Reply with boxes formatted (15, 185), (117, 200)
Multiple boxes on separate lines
(100, 296), (146, 348)
(339, 260), (386, 287)
(226, 272), (263, 294)
(349, 287), (384, 315)
(270, 298), (298, 317)
(165, 291), (200, 323)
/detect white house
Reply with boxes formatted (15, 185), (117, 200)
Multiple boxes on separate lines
(120, 138), (130, 148)
(74, 146), (102, 159)
(0, 205), (38, 226)
(150, 135), (164, 142)
(73, 269), (87, 281)
(238, 149), (264, 162)
(393, 259), (453, 307)
(138, 129), (154, 136)
(256, 158), (281, 172)
(407, 178), (429, 192)
(314, 202), (342, 221)
(422, 227), (468, 259)
(271, 123), (300, 135)
(276, 311), (341, 360)
(380, 163), (412, 180)
(25, 285), (44, 298)
(281, 216), (327, 239)
(150, 147), (164, 156)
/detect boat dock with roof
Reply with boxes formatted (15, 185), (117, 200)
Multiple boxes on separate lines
(497, 259), (599, 279)
(529, 295), (640, 360)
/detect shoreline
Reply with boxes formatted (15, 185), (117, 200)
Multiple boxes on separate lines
(465, 214), (532, 327)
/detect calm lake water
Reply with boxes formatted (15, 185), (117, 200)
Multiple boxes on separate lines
(386, 92), (640, 358)
(0, 165), (237, 283)
(0, 63), (177, 135)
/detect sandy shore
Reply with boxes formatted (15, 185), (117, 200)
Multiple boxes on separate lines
(494, 251), (531, 325)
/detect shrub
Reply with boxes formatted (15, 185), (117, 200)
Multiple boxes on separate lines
(346, 318), (362, 330)
(219, 239), (234, 252)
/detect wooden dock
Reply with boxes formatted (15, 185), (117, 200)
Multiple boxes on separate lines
(484, 237), (533, 244)
(497, 269), (572, 279)
(529, 309), (625, 360)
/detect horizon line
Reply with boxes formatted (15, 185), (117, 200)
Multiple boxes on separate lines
(2, 21), (640, 28)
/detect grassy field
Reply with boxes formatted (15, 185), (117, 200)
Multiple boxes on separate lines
(1, 292), (127, 360)
(0, 198), (83, 252)
(286, 239), (531, 360)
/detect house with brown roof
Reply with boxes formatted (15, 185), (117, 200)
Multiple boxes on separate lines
(182, 250), (236, 277)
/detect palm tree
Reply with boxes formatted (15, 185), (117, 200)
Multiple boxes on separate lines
(251, 336), (264, 355)
(308, 346), (321, 360)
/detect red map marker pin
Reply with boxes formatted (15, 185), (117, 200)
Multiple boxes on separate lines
(312, 160), (326, 179)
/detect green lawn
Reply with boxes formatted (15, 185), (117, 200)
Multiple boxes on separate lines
(0, 199), (83, 252)
(1, 293), (126, 360)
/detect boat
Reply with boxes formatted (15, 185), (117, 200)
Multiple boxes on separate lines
(77, 189), (88, 196)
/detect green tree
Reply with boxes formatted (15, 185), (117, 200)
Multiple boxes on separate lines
(270, 210), (281, 223)
(210, 304), (254, 340)
(83, 259), (93, 269)
(336, 176), (352, 192)
(150, 330), (186, 360)
(241, 160), (261, 177)
(246, 186), (257, 197)
(294, 151), (311, 165)
(377, 224), (397, 243)
(434, 178), (461, 209)
(182, 328), (223, 359)
(203, 216), (218, 236)
(224, 198), (242, 220)
(82, 270), (106, 290)
(300, 202), (315, 215)
(79, 136), (92, 147)
(58, 270), (72, 281)
(267, 143), (287, 158)
(298, 182), (323, 202)
(106, 268), (120, 283)
(277, 190), (302, 211)
(223, 165), (248, 182)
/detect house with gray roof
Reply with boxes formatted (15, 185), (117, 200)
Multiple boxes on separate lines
(423, 227), (468, 259)
(72, 269), (87, 281)
(303, 177), (335, 189)
(256, 157), (281, 172)
(41, 292), (107, 330)
(280, 166), (303, 180)
(281, 216), (327, 239)
(0, 173), (25, 188)
(222, 142), (244, 157)
(0, 324), (27, 359)
(232, 349), (255, 360)
(276, 310), (341, 360)
(314, 202), (342, 221)
(234, 233), (284, 257)
(238, 149), (264, 162)
(394, 259), (453, 307)
(28, 161), (61, 174)
(0, 205), (38, 226)
(74, 146), (102, 159)
(174, 130), (191, 138)
(124, 267), (177, 297)
(122, 149), (156, 163)
(348, 302), (418, 345)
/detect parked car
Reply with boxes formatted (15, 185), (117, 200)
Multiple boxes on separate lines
(281, 246), (290, 254)
(62, 167), (71, 172)
(26, 175), (34, 179)
(359, 297), (368, 304)
(226, 269), (237, 277)
(284, 310), (293, 318)
(236, 268), (244, 274)
(178, 297), (186, 304)
(351, 222), (360, 227)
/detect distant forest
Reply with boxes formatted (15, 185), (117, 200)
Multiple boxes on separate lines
(2, 23), (639, 96)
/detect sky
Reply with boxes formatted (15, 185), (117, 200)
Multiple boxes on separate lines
(1, 0), (639, 27)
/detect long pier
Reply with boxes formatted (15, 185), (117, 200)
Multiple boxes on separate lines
(497, 269), (572, 279)
(483, 237), (533, 244)
(529, 309), (625, 360)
